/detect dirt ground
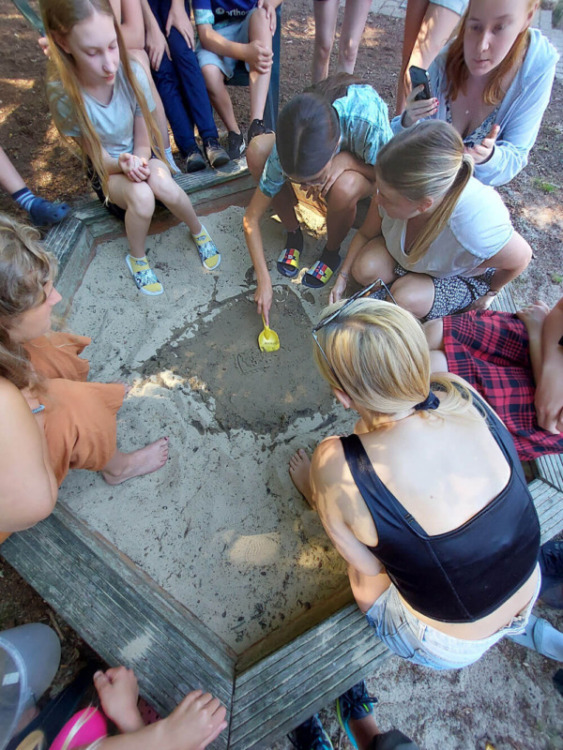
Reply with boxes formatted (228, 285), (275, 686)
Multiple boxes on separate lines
(0, 0), (562, 747)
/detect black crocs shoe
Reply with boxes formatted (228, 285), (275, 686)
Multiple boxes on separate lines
(227, 130), (245, 160)
(539, 540), (563, 608)
(247, 118), (273, 144)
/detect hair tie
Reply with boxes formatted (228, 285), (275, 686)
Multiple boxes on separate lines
(414, 392), (440, 411)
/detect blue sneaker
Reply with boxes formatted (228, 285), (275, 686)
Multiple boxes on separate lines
(336, 680), (378, 749)
(288, 714), (334, 750)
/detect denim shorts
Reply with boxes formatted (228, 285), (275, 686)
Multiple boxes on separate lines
(195, 9), (257, 79)
(429, 0), (469, 14)
(365, 572), (540, 670)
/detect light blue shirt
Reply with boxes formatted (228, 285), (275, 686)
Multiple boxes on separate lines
(391, 29), (559, 186)
(259, 84), (393, 199)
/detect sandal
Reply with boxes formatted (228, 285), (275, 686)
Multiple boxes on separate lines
(302, 256), (341, 289)
(277, 247), (300, 278)
(125, 255), (164, 296)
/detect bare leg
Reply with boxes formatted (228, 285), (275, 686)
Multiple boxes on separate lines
(0, 146), (26, 194)
(337, 0), (372, 74)
(108, 175), (155, 258)
(389, 272), (435, 319)
(424, 319), (449, 371)
(312, 0), (339, 83)
(349, 714), (383, 749)
(289, 449), (314, 507)
(351, 235), (398, 286)
(396, 0), (429, 114)
(325, 170), (373, 252)
(146, 158), (201, 234)
(248, 8), (273, 121)
(102, 437), (169, 485)
(202, 64), (240, 133)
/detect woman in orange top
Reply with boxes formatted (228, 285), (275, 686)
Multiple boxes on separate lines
(0, 214), (169, 542)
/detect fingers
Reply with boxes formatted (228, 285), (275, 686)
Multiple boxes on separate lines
(165, 16), (173, 37)
(487, 123), (501, 142)
(164, 40), (171, 60)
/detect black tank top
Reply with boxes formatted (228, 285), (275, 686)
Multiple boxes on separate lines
(341, 396), (540, 623)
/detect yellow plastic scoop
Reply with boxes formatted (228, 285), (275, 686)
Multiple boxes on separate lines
(258, 315), (280, 352)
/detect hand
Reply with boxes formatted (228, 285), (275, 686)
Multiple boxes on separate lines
(516, 300), (551, 337)
(320, 152), (355, 198)
(257, 0), (277, 35)
(465, 124), (500, 165)
(402, 86), (438, 128)
(245, 40), (273, 74)
(464, 289), (498, 312)
(94, 667), (144, 733)
(329, 273), (348, 304)
(145, 22), (171, 71)
(157, 690), (227, 750)
(119, 153), (150, 182)
(165, 3), (195, 49)
(38, 36), (50, 57)
(255, 279), (273, 327)
(535, 363), (563, 434)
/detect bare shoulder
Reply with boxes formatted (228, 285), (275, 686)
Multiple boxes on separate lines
(311, 435), (346, 479)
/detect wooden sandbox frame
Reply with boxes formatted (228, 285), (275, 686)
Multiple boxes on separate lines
(2, 166), (563, 749)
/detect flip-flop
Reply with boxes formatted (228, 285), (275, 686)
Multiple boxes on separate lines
(277, 247), (300, 278)
(302, 256), (341, 289)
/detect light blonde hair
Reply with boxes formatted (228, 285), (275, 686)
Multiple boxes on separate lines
(313, 298), (478, 420)
(41, 0), (165, 198)
(376, 120), (473, 264)
(446, 0), (537, 105)
(0, 214), (57, 390)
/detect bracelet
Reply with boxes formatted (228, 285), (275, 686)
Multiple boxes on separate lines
(339, 271), (349, 281)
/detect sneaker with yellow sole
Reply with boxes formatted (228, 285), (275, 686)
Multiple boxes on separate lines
(125, 255), (163, 295)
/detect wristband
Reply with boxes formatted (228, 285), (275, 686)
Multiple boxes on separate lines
(339, 270), (349, 281)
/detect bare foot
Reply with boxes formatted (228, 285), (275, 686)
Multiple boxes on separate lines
(516, 300), (551, 336)
(94, 666), (144, 733)
(289, 448), (315, 508)
(156, 690), (227, 750)
(102, 437), (169, 485)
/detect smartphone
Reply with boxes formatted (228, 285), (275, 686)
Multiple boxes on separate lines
(409, 65), (433, 101)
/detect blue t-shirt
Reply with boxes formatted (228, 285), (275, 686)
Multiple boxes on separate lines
(193, 0), (257, 27)
(259, 84), (393, 199)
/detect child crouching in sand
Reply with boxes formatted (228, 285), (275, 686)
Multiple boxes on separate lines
(41, 0), (221, 296)
(0, 214), (169, 544)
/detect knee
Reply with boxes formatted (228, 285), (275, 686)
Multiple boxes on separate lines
(351, 250), (377, 286)
(148, 166), (178, 203)
(339, 37), (360, 67)
(327, 171), (364, 210)
(125, 183), (155, 221)
(423, 318), (444, 350)
(390, 275), (434, 319)
(202, 64), (223, 93)
(246, 133), (275, 180)
(250, 7), (273, 41)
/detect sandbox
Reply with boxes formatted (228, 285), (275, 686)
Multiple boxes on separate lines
(3, 166), (563, 749)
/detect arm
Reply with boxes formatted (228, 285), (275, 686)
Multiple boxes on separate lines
(243, 188), (274, 324)
(113, 0), (146, 50)
(482, 231), (532, 292)
(0, 379), (58, 533)
(474, 61), (557, 186)
(311, 440), (383, 578)
(330, 196), (383, 303)
(535, 298), (563, 433)
(197, 23), (272, 73)
(78, 137), (150, 182)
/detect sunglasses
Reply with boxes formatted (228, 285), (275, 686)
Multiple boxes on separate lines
(311, 279), (397, 392)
